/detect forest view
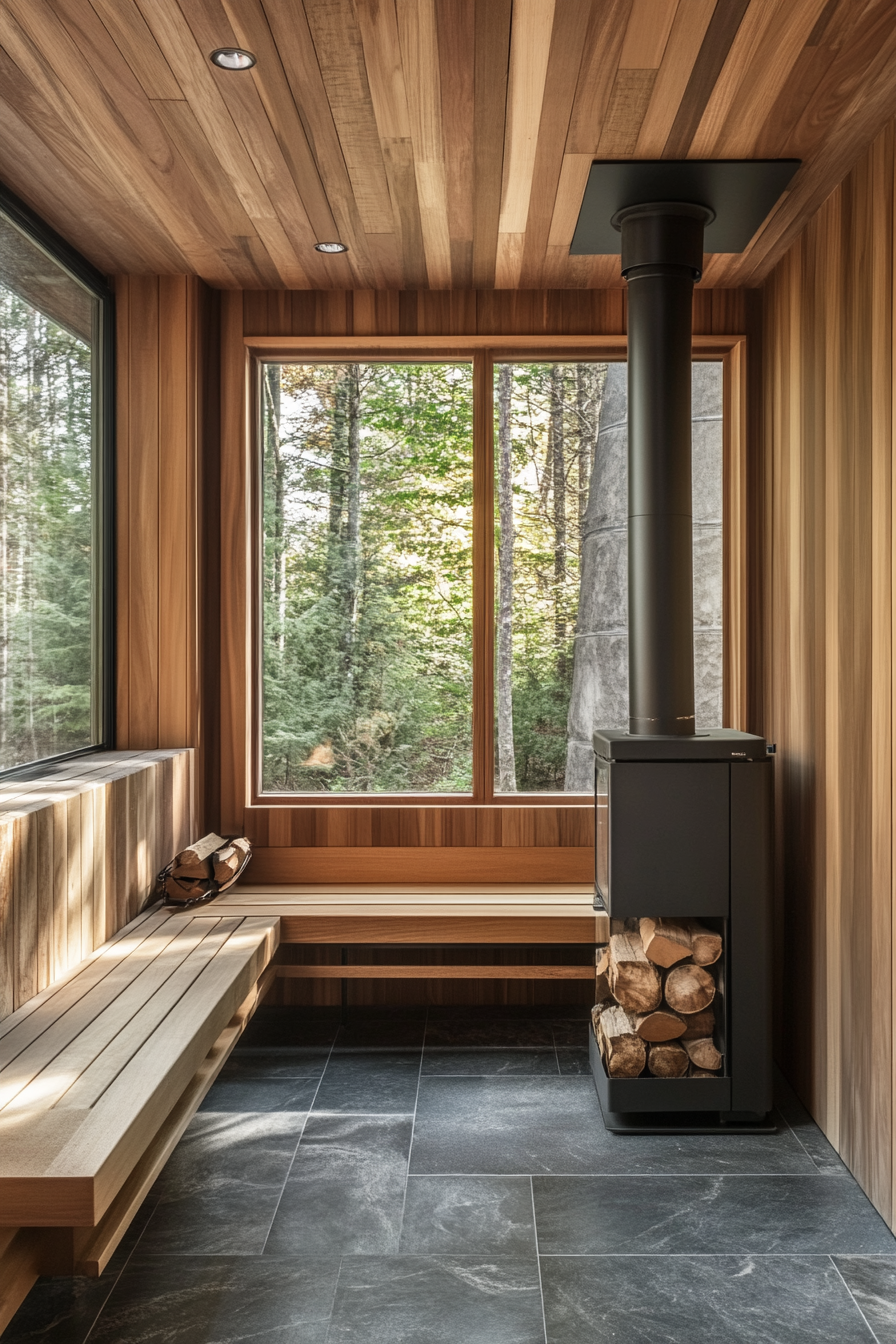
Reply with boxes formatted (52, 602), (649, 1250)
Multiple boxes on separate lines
(261, 362), (474, 793)
(0, 246), (97, 773)
(495, 362), (607, 791)
(261, 358), (720, 796)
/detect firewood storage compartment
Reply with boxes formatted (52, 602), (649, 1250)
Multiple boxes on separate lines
(591, 728), (773, 1127)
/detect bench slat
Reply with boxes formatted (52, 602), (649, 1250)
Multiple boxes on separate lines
(0, 906), (167, 1047)
(4, 919), (230, 1115)
(0, 914), (197, 1103)
(55, 918), (244, 1110)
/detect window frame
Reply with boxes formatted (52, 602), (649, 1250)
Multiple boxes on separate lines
(0, 182), (115, 780)
(234, 334), (746, 812)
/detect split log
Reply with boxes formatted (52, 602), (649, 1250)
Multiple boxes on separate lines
(646, 1041), (688, 1077)
(688, 1065), (719, 1078)
(597, 1005), (646, 1077)
(175, 832), (226, 869)
(664, 963), (716, 1014)
(591, 1001), (612, 1037)
(595, 946), (612, 1003)
(683, 1037), (723, 1071)
(639, 917), (693, 968)
(607, 932), (662, 1013)
(680, 1007), (717, 1040)
(682, 920), (723, 966)
(633, 1008), (686, 1042)
(165, 875), (206, 902)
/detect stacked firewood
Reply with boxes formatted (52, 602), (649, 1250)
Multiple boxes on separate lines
(593, 917), (723, 1079)
(165, 832), (250, 903)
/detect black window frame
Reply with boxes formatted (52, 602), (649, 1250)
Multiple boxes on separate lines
(0, 181), (115, 780)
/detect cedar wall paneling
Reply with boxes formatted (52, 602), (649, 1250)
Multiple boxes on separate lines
(757, 120), (896, 1226)
(115, 276), (218, 827)
(220, 288), (746, 883)
(0, 750), (194, 1023)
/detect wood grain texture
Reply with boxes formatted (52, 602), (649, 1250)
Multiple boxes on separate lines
(0, 2), (894, 288)
(246, 846), (593, 884)
(116, 277), (211, 781)
(756, 118), (896, 1227)
(0, 751), (194, 1026)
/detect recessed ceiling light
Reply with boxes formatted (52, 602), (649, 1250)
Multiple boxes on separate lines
(210, 47), (256, 71)
(314, 241), (348, 254)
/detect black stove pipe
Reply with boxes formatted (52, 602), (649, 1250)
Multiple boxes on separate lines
(616, 202), (714, 737)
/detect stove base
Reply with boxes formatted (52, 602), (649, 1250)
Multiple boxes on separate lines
(589, 1024), (775, 1133)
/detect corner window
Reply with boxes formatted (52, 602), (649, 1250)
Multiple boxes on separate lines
(0, 187), (112, 774)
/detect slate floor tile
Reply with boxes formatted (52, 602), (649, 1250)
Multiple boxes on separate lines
(422, 1047), (559, 1075)
(221, 1047), (332, 1079)
(775, 1068), (847, 1174)
(411, 1077), (815, 1175)
(291, 1113), (415, 1180)
(399, 1175), (537, 1254)
(556, 1047), (591, 1075)
(335, 1010), (427, 1051)
(424, 1017), (556, 1048)
(87, 1256), (337, 1344)
(311, 1049), (421, 1113)
(541, 1255), (876, 1344)
(199, 1077), (319, 1112)
(834, 1256), (896, 1342)
(533, 1174), (896, 1255)
(239, 1006), (340, 1049)
(1, 1275), (118, 1344)
(138, 1112), (306, 1255)
(327, 1256), (545, 1344)
(265, 1173), (407, 1255)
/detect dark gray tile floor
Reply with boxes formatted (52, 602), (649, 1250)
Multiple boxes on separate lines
(5, 1005), (896, 1343)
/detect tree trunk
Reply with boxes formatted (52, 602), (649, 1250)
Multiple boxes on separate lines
(496, 363), (516, 791)
(550, 364), (567, 679)
(262, 366), (285, 656)
(343, 363), (362, 680)
(563, 363), (608, 790)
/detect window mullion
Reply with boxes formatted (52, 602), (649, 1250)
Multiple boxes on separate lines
(472, 350), (495, 803)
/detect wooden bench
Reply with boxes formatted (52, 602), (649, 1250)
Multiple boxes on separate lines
(0, 880), (602, 1329)
(0, 904), (278, 1319)
(215, 883), (609, 985)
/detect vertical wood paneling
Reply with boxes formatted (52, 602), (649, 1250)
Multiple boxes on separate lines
(115, 275), (212, 825)
(759, 118), (896, 1225)
(0, 751), (194, 1024)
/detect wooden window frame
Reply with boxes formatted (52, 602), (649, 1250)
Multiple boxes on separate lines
(219, 333), (746, 827)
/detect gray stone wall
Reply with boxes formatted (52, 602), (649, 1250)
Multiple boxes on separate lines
(564, 362), (723, 790)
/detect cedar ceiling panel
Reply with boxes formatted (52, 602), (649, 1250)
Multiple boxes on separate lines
(0, 0), (893, 287)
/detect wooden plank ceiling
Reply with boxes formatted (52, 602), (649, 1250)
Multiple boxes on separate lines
(0, 0), (895, 290)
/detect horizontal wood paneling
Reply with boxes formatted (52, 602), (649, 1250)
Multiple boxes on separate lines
(757, 118), (896, 1226)
(0, 751), (194, 1024)
(247, 847), (593, 885)
(3, 3), (896, 289)
(239, 287), (745, 338)
(246, 807), (594, 847)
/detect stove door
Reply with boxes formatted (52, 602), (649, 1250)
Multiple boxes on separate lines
(607, 761), (729, 917)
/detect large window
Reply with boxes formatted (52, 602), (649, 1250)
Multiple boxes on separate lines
(0, 188), (112, 774)
(259, 351), (726, 798)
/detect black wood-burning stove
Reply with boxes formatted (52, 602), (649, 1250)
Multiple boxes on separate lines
(590, 728), (773, 1130)
(572, 164), (793, 1132)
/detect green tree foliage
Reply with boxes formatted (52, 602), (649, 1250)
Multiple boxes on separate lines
(262, 362), (474, 793)
(0, 287), (95, 771)
(495, 363), (605, 792)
